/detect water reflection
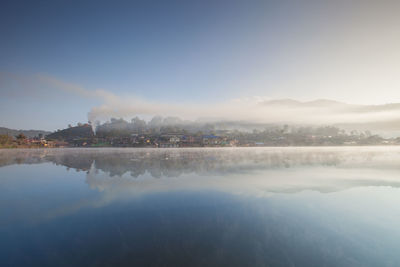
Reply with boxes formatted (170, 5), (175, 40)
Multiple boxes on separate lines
(1, 147), (400, 194)
(1, 147), (400, 266)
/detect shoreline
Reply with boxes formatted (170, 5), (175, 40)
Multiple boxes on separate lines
(1, 144), (399, 150)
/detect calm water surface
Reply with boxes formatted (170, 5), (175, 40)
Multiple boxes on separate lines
(1, 147), (400, 266)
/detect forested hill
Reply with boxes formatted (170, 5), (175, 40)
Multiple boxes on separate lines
(46, 124), (94, 140)
(0, 127), (51, 138)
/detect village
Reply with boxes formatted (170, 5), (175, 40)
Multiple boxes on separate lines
(1, 122), (398, 148)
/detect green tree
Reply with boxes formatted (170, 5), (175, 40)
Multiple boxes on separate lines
(16, 133), (26, 140)
(15, 133), (27, 145)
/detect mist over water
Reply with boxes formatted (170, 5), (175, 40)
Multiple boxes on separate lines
(1, 147), (400, 266)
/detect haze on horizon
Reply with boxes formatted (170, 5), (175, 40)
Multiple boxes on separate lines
(1, 0), (400, 132)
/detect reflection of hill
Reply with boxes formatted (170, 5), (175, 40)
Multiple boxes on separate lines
(3, 147), (400, 196)
(1, 147), (400, 177)
(0, 149), (94, 171)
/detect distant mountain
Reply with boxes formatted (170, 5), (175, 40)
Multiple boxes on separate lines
(0, 127), (51, 138)
(46, 124), (94, 140)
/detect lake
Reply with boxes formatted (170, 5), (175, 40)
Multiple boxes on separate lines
(1, 147), (400, 266)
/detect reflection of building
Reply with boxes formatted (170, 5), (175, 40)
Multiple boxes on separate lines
(5, 147), (400, 182)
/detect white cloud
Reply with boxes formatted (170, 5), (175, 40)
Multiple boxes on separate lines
(4, 73), (400, 135)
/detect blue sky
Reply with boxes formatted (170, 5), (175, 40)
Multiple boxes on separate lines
(1, 0), (400, 130)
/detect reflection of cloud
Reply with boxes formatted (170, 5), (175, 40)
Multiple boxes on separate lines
(2, 147), (400, 175)
(64, 147), (400, 198)
(85, 165), (400, 197)
(4, 146), (400, 195)
(4, 147), (400, 223)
